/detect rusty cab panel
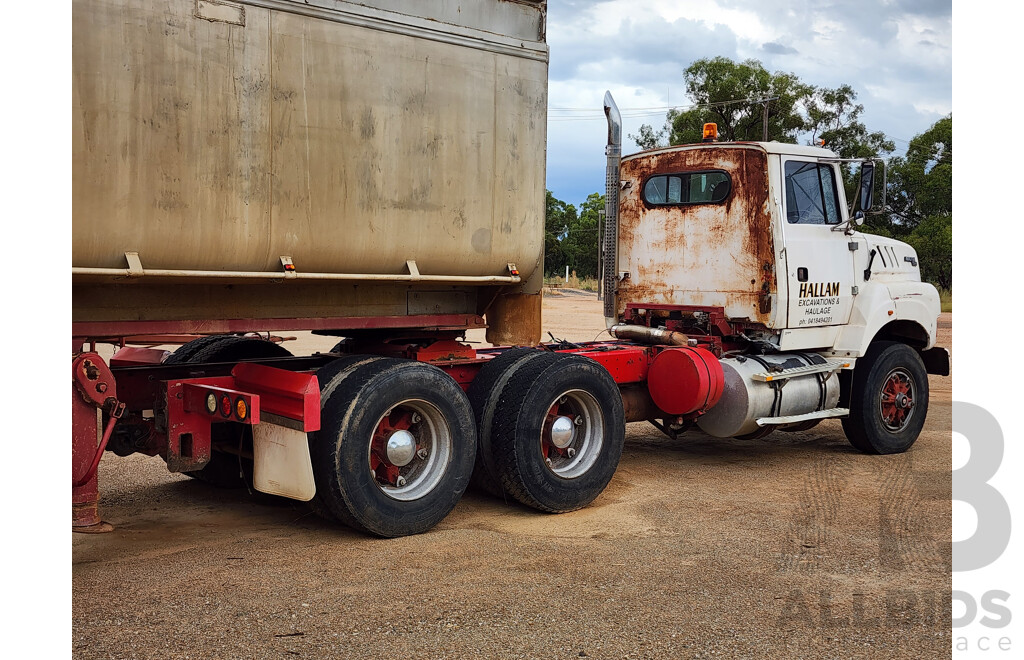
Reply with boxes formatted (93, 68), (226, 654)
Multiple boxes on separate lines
(616, 144), (779, 328)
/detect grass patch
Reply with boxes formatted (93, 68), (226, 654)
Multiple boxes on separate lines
(938, 287), (952, 313)
(544, 273), (599, 292)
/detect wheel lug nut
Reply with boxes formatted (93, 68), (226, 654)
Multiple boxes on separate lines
(396, 476), (407, 487)
(545, 458), (552, 467)
(416, 448), (428, 460)
(573, 416), (583, 426)
(558, 396), (567, 404)
(567, 447), (576, 458)
(411, 413), (422, 424)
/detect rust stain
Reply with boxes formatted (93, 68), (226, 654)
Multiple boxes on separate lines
(485, 293), (541, 346)
(616, 145), (775, 326)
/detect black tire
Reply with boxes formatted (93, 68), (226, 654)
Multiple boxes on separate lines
(182, 446), (249, 489)
(187, 335), (291, 363)
(171, 336), (293, 487)
(491, 353), (625, 513)
(311, 359), (477, 537)
(842, 341), (929, 454)
(736, 427), (775, 440)
(305, 354), (389, 522)
(163, 335), (234, 364)
(466, 348), (548, 497)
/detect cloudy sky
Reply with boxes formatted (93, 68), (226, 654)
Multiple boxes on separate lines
(544, 0), (952, 208)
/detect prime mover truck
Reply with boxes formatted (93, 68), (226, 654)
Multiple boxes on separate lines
(72, 0), (949, 537)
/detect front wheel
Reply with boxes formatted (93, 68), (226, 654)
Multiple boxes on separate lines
(311, 359), (476, 537)
(842, 341), (929, 454)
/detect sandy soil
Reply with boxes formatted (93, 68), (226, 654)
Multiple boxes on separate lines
(73, 294), (952, 659)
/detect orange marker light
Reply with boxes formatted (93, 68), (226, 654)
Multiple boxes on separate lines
(702, 123), (718, 142)
(236, 398), (248, 420)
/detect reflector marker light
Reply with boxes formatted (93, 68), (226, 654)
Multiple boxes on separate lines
(205, 393), (218, 415)
(220, 395), (232, 417)
(235, 398), (248, 420)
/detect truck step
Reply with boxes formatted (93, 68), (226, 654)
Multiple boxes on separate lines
(751, 359), (850, 382)
(756, 407), (850, 427)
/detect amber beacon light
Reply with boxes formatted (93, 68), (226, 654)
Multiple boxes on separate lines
(702, 123), (718, 142)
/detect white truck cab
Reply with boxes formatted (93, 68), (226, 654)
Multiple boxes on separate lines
(602, 92), (948, 455)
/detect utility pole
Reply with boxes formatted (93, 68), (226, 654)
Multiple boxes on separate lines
(761, 96), (779, 141)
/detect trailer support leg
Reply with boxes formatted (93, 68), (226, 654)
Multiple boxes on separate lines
(72, 352), (120, 533)
(72, 390), (113, 533)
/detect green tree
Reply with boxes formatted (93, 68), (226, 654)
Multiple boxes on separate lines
(544, 190), (576, 275)
(861, 116), (952, 288)
(805, 85), (895, 159)
(906, 215), (952, 290)
(884, 115), (952, 232)
(562, 192), (604, 278)
(665, 57), (813, 145)
(628, 122), (669, 151)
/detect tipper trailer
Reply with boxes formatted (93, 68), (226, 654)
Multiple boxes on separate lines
(73, 0), (948, 537)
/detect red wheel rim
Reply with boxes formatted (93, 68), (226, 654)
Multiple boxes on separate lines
(878, 368), (915, 431)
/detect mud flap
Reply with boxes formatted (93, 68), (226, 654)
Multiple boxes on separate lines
(252, 423), (316, 501)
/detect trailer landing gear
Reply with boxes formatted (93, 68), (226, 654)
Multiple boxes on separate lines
(72, 351), (123, 534)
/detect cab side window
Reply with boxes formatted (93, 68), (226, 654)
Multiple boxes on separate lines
(785, 161), (840, 225)
(643, 171), (730, 206)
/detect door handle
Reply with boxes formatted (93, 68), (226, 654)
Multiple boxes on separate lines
(797, 267), (808, 282)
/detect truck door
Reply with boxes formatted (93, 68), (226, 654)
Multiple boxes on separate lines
(780, 159), (855, 328)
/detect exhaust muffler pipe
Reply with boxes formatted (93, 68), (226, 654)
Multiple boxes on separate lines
(609, 324), (696, 347)
(603, 91), (621, 328)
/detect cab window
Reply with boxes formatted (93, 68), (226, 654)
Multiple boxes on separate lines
(643, 171), (730, 206)
(785, 161), (840, 225)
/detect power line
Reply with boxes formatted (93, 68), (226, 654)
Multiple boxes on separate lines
(548, 94), (783, 121)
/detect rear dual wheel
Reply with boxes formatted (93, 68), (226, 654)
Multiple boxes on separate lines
(311, 358), (476, 537)
(472, 350), (625, 513)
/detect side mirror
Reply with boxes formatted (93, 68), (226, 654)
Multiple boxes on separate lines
(858, 162), (875, 211)
(852, 210), (865, 226)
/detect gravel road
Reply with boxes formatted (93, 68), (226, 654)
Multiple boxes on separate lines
(73, 293), (952, 659)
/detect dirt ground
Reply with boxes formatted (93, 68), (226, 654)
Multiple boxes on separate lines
(73, 293), (952, 659)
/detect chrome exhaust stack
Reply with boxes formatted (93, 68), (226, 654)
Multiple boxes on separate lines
(603, 91), (621, 328)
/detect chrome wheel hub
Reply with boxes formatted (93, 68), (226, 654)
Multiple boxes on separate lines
(549, 415), (575, 448)
(385, 430), (417, 467)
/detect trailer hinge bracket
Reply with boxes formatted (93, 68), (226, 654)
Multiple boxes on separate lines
(125, 251), (144, 278)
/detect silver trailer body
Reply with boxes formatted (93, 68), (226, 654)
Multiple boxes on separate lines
(73, 0), (548, 342)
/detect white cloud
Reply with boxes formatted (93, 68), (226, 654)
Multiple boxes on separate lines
(544, 0), (952, 207)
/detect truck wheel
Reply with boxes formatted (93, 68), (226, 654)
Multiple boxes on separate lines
(163, 335), (233, 364)
(736, 427), (775, 440)
(175, 335), (291, 364)
(173, 336), (293, 487)
(491, 353), (625, 513)
(305, 354), (389, 521)
(842, 341), (929, 454)
(467, 347), (547, 497)
(311, 359), (476, 537)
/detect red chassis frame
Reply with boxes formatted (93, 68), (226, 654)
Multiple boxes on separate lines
(71, 325), (719, 532)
